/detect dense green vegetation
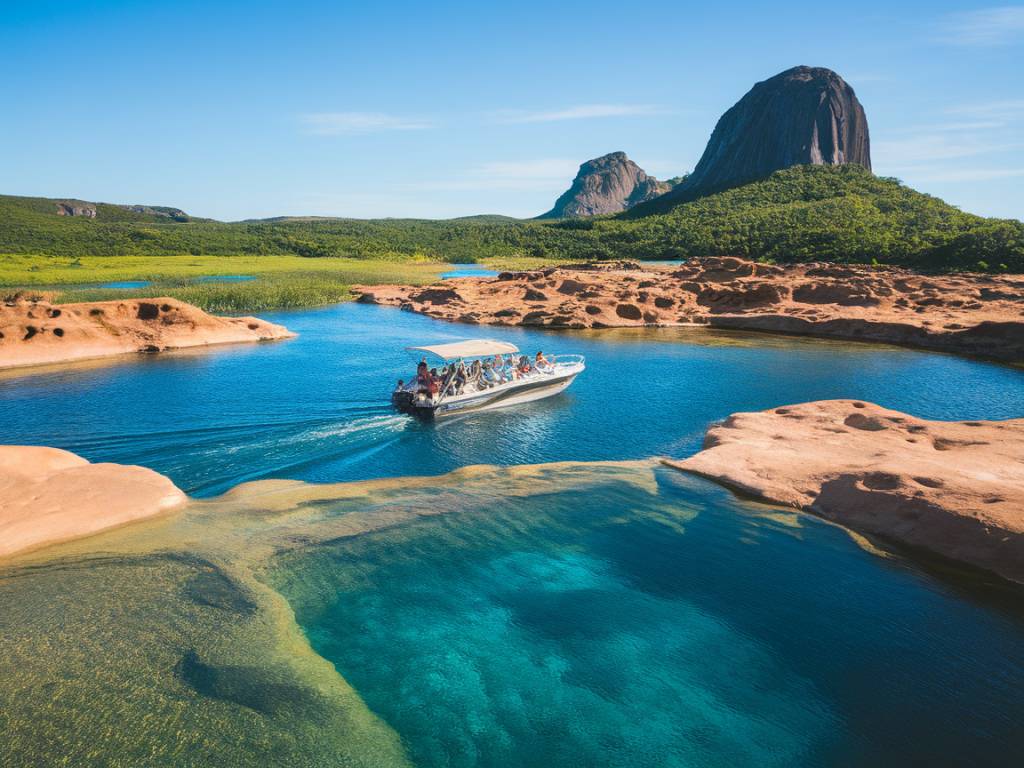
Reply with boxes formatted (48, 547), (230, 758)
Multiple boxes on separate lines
(2, 166), (1021, 274)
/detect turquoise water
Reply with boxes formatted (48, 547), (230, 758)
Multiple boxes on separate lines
(3, 303), (1024, 765)
(271, 470), (1024, 767)
(98, 279), (151, 289)
(441, 263), (500, 279)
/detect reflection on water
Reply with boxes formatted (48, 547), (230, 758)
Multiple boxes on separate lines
(2, 303), (1021, 496)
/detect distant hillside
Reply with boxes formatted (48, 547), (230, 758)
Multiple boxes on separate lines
(1, 194), (192, 224)
(1, 167), (1021, 271)
(596, 165), (1023, 270)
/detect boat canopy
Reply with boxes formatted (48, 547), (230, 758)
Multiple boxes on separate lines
(407, 339), (519, 361)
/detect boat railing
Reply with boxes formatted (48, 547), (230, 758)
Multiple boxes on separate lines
(548, 354), (585, 369)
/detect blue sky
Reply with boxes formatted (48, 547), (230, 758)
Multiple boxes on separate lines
(3, 1), (1023, 220)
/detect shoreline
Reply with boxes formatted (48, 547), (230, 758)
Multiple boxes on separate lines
(5, 406), (1022, 587)
(355, 257), (1024, 364)
(664, 400), (1024, 585)
(0, 446), (188, 559)
(0, 295), (294, 372)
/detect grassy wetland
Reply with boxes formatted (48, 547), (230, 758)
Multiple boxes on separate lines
(0, 254), (570, 313)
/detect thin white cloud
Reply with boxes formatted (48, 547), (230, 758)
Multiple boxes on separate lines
(945, 99), (1024, 119)
(299, 112), (433, 135)
(933, 6), (1024, 46)
(903, 167), (1024, 183)
(875, 134), (1016, 166)
(491, 104), (665, 124)
(408, 158), (578, 191)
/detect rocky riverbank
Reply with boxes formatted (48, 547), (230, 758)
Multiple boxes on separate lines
(356, 258), (1024, 362)
(0, 295), (294, 371)
(665, 400), (1024, 584)
(0, 446), (186, 558)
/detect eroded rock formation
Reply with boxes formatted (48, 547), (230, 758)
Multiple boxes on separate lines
(0, 296), (294, 371)
(55, 200), (97, 218)
(663, 400), (1024, 584)
(355, 257), (1024, 362)
(540, 152), (676, 218)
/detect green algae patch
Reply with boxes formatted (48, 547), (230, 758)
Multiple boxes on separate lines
(0, 552), (409, 767)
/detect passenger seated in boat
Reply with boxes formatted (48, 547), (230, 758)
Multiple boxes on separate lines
(495, 354), (512, 382)
(481, 361), (498, 388)
(535, 351), (552, 373)
(454, 362), (468, 394)
(517, 356), (533, 376)
(415, 360), (432, 393)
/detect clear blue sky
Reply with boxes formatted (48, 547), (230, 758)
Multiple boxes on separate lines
(3, 1), (1022, 221)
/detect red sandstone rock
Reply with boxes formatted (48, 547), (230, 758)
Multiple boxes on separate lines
(663, 400), (1024, 584)
(355, 258), (1024, 362)
(0, 296), (294, 371)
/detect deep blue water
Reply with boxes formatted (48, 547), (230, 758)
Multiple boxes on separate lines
(3, 302), (1024, 766)
(1, 302), (1021, 496)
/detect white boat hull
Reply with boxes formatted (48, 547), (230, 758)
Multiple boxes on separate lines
(393, 364), (583, 419)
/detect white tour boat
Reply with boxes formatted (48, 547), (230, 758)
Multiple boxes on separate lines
(392, 339), (585, 419)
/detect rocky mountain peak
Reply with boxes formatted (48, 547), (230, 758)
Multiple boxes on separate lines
(636, 65), (870, 213)
(539, 152), (676, 218)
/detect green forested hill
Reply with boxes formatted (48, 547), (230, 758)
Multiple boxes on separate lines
(2, 166), (1021, 271)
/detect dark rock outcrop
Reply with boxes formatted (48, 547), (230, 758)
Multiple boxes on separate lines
(635, 66), (870, 214)
(55, 200), (97, 218)
(539, 152), (676, 218)
(54, 199), (189, 221)
(122, 205), (191, 222)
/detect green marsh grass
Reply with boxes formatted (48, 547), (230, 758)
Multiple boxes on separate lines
(0, 255), (452, 313)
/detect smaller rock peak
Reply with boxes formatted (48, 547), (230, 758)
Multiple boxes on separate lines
(581, 151), (631, 169)
(540, 152), (679, 218)
(774, 65), (845, 82)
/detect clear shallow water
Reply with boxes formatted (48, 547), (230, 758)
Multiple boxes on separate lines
(1, 302), (1021, 496)
(441, 263), (500, 279)
(3, 303), (1024, 767)
(269, 470), (1024, 767)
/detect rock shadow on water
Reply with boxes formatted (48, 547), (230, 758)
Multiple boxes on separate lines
(175, 648), (328, 721)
